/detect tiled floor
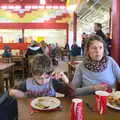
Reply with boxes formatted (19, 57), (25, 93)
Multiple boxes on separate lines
(54, 61), (68, 72)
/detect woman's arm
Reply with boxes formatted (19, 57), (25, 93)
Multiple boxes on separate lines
(71, 65), (108, 96)
(71, 65), (93, 96)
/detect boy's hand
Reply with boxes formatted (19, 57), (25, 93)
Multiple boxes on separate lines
(9, 89), (15, 97)
(52, 72), (69, 84)
(9, 89), (25, 98)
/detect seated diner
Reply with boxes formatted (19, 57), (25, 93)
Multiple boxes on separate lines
(71, 34), (120, 96)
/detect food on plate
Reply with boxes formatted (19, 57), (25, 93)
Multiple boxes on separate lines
(31, 97), (61, 110)
(35, 102), (49, 109)
(108, 91), (120, 107)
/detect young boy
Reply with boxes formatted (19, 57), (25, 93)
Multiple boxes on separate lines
(9, 54), (73, 98)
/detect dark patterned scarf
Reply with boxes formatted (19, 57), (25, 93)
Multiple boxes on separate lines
(84, 56), (108, 72)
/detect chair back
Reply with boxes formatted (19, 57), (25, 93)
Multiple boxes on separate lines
(27, 55), (35, 77)
(0, 57), (12, 63)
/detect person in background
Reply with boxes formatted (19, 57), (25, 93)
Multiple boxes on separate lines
(44, 44), (49, 56)
(94, 23), (106, 43)
(81, 33), (88, 56)
(55, 43), (61, 60)
(2, 45), (12, 58)
(65, 41), (70, 51)
(25, 41), (44, 77)
(64, 41), (70, 60)
(105, 33), (112, 56)
(25, 40), (43, 57)
(71, 41), (80, 57)
(47, 44), (52, 57)
(9, 54), (75, 98)
(51, 44), (59, 66)
(71, 34), (120, 96)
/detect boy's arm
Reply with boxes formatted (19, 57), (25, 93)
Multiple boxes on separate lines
(14, 81), (27, 92)
(9, 81), (27, 98)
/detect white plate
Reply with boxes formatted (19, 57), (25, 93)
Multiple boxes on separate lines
(107, 102), (120, 110)
(107, 90), (120, 110)
(31, 97), (61, 110)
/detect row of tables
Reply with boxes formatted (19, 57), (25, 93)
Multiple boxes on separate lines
(0, 55), (25, 94)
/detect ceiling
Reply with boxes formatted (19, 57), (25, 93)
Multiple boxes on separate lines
(76, 0), (112, 33)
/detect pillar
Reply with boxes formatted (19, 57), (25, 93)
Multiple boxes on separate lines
(112, 0), (120, 65)
(73, 12), (77, 42)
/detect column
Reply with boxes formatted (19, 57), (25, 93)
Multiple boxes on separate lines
(22, 29), (24, 42)
(112, 0), (120, 65)
(66, 23), (69, 42)
(73, 12), (77, 42)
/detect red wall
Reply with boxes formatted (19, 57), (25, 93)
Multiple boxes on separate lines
(0, 43), (30, 50)
(0, 23), (68, 29)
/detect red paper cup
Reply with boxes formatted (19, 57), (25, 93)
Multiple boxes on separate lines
(71, 98), (84, 120)
(95, 91), (109, 115)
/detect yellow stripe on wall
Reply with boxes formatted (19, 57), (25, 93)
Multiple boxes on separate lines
(0, 9), (59, 23)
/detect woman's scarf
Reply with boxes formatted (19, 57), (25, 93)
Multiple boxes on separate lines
(84, 56), (108, 72)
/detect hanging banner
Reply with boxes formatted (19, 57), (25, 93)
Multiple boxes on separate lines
(0, 0), (39, 4)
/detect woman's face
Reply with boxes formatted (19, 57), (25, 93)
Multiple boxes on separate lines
(88, 40), (104, 61)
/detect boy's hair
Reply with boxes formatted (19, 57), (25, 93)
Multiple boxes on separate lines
(31, 54), (53, 76)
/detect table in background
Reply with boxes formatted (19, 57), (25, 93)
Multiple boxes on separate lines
(0, 63), (15, 93)
(17, 96), (120, 120)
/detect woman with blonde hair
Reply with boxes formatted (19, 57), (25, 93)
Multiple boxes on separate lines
(71, 34), (120, 96)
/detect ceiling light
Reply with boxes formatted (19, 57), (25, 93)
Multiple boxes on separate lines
(25, 6), (32, 9)
(59, 6), (65, 9)
(1, 6), (8, 9)
(14, 6), (21, 9)
(46, 6), (52, 9)
(38, 6), (45, 9)
(67, 4), (77, 13)
(52, 6), (59, 9)
(8, 6), (14, 9)
(31, 6), (38, 9)
(40, 0), (46, 5)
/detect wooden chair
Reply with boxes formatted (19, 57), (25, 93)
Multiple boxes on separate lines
(70, 56), (84, 61)
(12, 56), (25, 79)
(27, 55), (35, 77)
(0, 78), (4, 94)
(0, 57), (12, 91)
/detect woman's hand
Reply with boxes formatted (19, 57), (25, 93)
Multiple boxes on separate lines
(51, 72), (69, 84)
(92, 84), (108, 91)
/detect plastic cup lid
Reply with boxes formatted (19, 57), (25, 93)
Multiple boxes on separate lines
(95, 91), (110, 96)
(72, 98), (83, 103)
